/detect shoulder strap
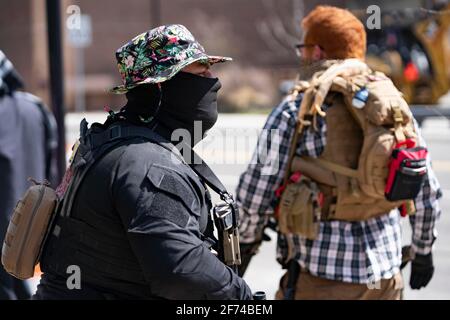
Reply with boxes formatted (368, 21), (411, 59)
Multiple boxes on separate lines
(59, 136), (127, 219)
(282, 83), (313, 186)
(189, 153), (230, 200)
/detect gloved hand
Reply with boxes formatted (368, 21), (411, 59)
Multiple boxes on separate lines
(238, 217), (277, 277)
(410, 253), (434, 289)
(238, 242), (261, 277)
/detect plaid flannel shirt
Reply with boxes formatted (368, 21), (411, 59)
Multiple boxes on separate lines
(236, 92), (442, 284)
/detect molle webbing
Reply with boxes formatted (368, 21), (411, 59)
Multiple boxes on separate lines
(285, 60), (417, 221)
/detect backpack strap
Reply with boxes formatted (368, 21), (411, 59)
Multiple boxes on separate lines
(282, 81), (311, 186)
(391, 101), (407, 142)
(56, 131), (127, 221)
(301, 156), (359, 179)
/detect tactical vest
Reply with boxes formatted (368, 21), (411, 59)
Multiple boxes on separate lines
(41, 121), (215, 298)
(282, 60), (418, 223)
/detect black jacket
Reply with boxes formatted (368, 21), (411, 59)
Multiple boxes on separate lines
(35, 120), (252, 300)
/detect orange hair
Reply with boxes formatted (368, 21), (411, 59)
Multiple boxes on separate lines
(302, 5), (366, 60)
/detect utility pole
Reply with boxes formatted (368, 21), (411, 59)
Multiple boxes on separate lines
(151, 0), (161, 27)
(46, 0), (66, 184)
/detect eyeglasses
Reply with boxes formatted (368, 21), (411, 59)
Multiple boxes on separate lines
(294, 43), (323, 58)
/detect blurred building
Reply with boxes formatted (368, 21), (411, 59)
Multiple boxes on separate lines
(0, 0), (448, 113)
(0, 0), (346, 112)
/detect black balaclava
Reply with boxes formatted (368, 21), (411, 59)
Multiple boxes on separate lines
(123, 71), (221, 146)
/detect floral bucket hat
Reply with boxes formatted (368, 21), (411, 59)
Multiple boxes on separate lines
(110, 24), (232, 94)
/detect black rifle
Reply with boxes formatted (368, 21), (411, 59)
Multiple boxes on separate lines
(284, 260), (301, 300)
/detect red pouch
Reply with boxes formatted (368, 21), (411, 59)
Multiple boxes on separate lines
(385, 139), (427, 202)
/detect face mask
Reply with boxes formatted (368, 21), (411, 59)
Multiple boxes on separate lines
(156, 71), (221, 145)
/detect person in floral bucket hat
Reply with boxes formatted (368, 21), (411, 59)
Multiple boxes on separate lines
(33, 25), (254, 300)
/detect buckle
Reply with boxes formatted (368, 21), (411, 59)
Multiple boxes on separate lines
(213, 203), (234, 231)
(109, 126), (122, 141)
(391, 103), (403, 123)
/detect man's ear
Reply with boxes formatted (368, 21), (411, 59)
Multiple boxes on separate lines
(312, 45), (326, 60)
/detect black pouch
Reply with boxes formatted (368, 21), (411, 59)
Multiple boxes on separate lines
(385, 140), (428, 201)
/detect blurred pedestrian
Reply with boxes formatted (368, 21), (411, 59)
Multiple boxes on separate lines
(237, 6), (442, 300)
(0, 50), (57, 299)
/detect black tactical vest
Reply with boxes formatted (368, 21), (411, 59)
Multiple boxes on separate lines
(40, 120), (215, 299)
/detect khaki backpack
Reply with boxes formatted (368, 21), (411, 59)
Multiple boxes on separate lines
(278, 60), (418, 237)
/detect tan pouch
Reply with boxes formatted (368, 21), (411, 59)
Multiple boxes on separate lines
(1, 180), (58, 279)
(278, 175), (321, 240)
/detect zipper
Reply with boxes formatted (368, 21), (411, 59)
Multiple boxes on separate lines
(16, 184), (46, 272)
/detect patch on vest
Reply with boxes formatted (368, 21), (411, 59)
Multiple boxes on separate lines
(134, 166), (201, 228)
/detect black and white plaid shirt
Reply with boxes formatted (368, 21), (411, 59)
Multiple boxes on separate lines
(236, 92), (442, 284)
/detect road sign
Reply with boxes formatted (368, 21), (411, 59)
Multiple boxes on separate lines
(67, 14), (92, 48)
